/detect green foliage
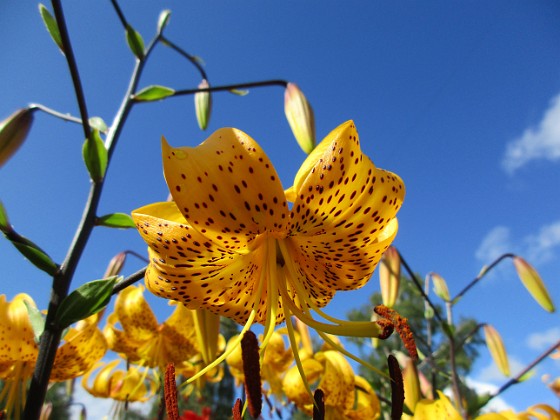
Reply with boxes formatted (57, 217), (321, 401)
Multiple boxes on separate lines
(88, 116), (108, 133)
(38, 4), (64, 53)
(125, 24), (145, 59)
(97, 213), (136, 229)
(133, 85), (175, 102)
(55, 277), (118, 329)
(82, 129), (108, 182)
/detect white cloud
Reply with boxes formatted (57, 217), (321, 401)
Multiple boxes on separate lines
(475, 226), (514, 264)
(475, 220), (560, 265)
(526, 326), (560, 351)
(465, 378), (513, 413)
(524, 220), (560, 263)
(476, 356), (526, 384)
(502, 93), (560, 173)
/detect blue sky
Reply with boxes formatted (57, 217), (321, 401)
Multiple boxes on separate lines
(1, 0), (559, 415)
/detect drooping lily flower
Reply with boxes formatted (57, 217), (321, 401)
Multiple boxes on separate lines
(0, 294), (107, 419)
(132, 120), (405, 384)
(282, 349), (381, 419)
(82, 359), (157, 417)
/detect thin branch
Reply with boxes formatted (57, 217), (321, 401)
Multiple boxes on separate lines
(112, 266), (147, 295)
(490, 339), (560, 401)
(397, 249), (445, 324)
(51, 0), (91, 141)
(161, 36), (208, 80)
(154, 79), (289, 100)
(28, 103), (84, 126)
(109, 0), (128, 28)
(452, 253), (514, 303)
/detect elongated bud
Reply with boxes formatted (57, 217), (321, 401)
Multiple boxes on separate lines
(400, 354), (421, 412)
(379, 246), (401, 307)
(195, 79), (212, 130)
(430, 272), (450, 302)
(483, 324), (510, 377)
(284, 82), (315, 154)
(103, 252), (126, 278)
(513, 256), (555, 312)
(0, 108), (34, 168)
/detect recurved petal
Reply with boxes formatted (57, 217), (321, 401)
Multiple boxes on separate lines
(316, 351), (355, 413)
(161, 128), (289, 249)
(0, 294), (38, 363)
(103, 312), (142, 361)
(114, 285), (158, 342)
(133, 201), (270, 324)
(161, 302), (199, 363)
(288, 121), (405, 291)
(50, 313), (107, 381)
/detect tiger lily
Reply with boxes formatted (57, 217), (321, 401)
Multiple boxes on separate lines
(282, 349), (381, 419)
(104, 285), (223, 381)
(132, 120), (405, 384)
(0, 294), (107, 419)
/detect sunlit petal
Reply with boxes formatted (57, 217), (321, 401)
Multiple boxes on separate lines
(115, 285), (159, 342)
(288, 121), (405, 291)
(161, 129), (289, 249)
(133, 201), (272, 324)
(0, 294), (38, 363)
(50, 313), (107, 381)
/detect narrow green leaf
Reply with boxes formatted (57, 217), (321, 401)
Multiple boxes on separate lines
(157, 9), (172, 34)
(13, 240), (58, 276)
(82, 129), (108, 182)
(97, 213), (136, 229)
(88, 116), (108, 133)
(24, 300), (45, 343)
(125, 24), (145, 59)
(0, 201), (9, 231)
(229, 89), (249, 96)
(38, 4), (64, 53)
(55, 277), (118, 329)
(133, 85), (175, 102)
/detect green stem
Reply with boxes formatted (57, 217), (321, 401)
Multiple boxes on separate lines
(161, 36), (208, 80)
(398, 249), (445, 324)
(152, 79), (289, 100)
(452, 253), (515, 303)
(489, 339), (560, 402)
(28, 103), (85, 128)
(112, 266), (147, 295)
(23, 5), (160, 418)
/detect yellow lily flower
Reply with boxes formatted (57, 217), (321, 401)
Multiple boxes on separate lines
(0, 293), (107, 419)
(132, 120), (404, 361)
(226, 329), (294, 398)
(82, 360), (157, 404)
(409, 391), (462, 420)
(104, 285), (198, 373)
(282, 349), (380, 419)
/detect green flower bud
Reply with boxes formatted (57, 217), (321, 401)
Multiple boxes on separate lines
(0, 108), (34, 168)
(284, 82), (315, 154)
(195, 79), (212, 130)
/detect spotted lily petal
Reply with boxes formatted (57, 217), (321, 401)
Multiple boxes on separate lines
(0, 294), (38, 363)
(161, 129), (289, 248)
(346, 375), (381, 420)
(133, 201), (272, 324)
(288, 121), (405, 291)
(115, 285), (159, 342)
(50, 313), (107, 381)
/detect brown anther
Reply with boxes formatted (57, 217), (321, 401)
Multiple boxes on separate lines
(376, 318), (395, 339)
(313, 388), (325, 420)
(387, 354), (404, 420)
(374, 305), (418, 361)
(164, 363), (179, 420)
(232, 398), (243, 420)
(241, 330), (262, 418)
